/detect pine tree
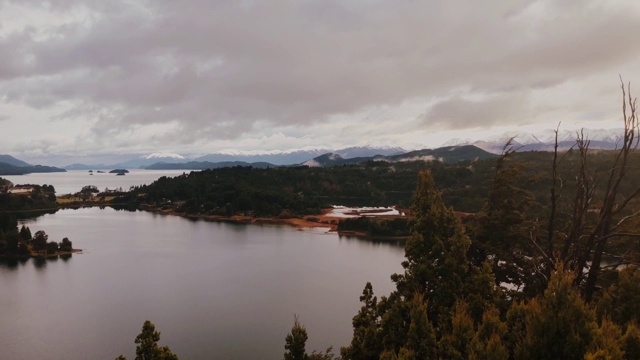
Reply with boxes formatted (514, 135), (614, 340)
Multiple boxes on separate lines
(621, 322), (640, 360)
(391, 170), (472, 329)
(513, 267), (598, 360)
(585, 317), (623, 360)
(285, 315), (309, 360)
(341, 282), (382, 360)
(115, 320), (178, 360)
(402, 294), (437, 359)
(470, 306), (508, 360)
(438, 301), (474, 360)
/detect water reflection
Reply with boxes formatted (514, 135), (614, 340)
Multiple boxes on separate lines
(13, 208), (59, 221)
(0, 255), (73, 271)
(338, 234), (406, 248)
(33, 257), (47, 269)
(0, 258), (28, 270)
(1, 207), (405, 360)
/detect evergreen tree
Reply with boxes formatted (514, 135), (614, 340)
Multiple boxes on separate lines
(59, 237), (73, 252)
(391, 170), (496, 330)
(438, 301), (474, 360)
(469, 306), (508, 360)
(585, 317), (624, 360)
(285, 315), (309, 360)
(513, 267), (598, 360)
(114, 320), (178, 360)
(466, 147), (541, 299)
(401, 294), (437, 359)
(341, 282), (382, 360)
(391, 170), (471, 329)
(621, 322), (640, 360)
(19, 225), (31, 242)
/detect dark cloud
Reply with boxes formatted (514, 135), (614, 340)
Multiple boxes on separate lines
(1, 0), (639, 153)
(423, 93), (527, 129)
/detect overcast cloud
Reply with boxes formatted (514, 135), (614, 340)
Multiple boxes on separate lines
(1, 0), (640, 162)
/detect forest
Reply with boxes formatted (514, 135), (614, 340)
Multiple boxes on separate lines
(0, 183), (57, 211)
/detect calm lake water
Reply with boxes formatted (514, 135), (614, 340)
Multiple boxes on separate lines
(0, 208), (405, 360)
(3, 169), (187, 195)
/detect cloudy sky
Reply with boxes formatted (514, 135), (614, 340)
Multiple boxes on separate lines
(1, 0), (640, 164)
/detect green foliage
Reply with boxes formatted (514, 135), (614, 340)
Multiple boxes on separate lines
(285, 315), (309, 360)
(115, 320), (178, 360)
(337, 218), (410, 238)
(32, 230), (49, 251)
(19, 225), (31, 241)
(597, 267), (640, 326)
(284, 315), (338, 360)
(438, 301), (474, 360)
(621, 322), (640, 360)
(0, 184), (57, 212)
(341, 283), (382, 360)
(402, 294), (437, 359)
(46, 240), (59, 254)
(469, 306), (508, 360)
(117, 161), (493, 218)
(512, 266), (598, 360)
(343, 171), (497, 359)
(466, 147), (541, 298)
(59, 237), (73, 252)
(585, 317), (624, 360)
(392, 171), (496, 330)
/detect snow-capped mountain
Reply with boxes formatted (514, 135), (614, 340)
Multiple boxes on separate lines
(333, 146), (405, 158)
(144, 153), (186, 160)
(455, 128), (625, 154)
(194, 146), (407, 166)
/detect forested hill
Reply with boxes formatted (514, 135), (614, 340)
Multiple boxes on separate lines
(303, 145), (496, 167)
(0, 162), (66, 175)
(117, 159), (493, 217)
(144, 160), (275, 170)
(117, 148), (640, 220)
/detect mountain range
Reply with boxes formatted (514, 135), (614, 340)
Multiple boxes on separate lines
(444, 128), (624, 153)
(302, 145), (496, 167)
(61, 146), (407, 170)
(1, 128), (629, 173)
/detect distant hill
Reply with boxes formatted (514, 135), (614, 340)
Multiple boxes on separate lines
(65, 163), (109, 170)
(445, 128), (625, 154)
(302, 145), (496, 167)
(145, 161), (275, 170)
(0, 154), (31, 167)
(0, 162), (66, 175)
(193, 146), (406, 166)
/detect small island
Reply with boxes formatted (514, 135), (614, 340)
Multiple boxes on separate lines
(0, 225), (80, 260)
(109, 169), (129, 176)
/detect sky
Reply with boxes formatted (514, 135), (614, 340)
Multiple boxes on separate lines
(1, 0), (640, 165)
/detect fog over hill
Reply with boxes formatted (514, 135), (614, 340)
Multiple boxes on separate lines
(443, 128), (624, 154)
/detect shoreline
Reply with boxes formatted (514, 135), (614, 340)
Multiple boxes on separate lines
(140, 205), (410, 240)
(3, 203), (413, 240)
(140, 205), (341, 231)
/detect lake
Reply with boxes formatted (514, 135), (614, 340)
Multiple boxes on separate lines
(0, 207), (405, 359)
(3, 169), (188, 195)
